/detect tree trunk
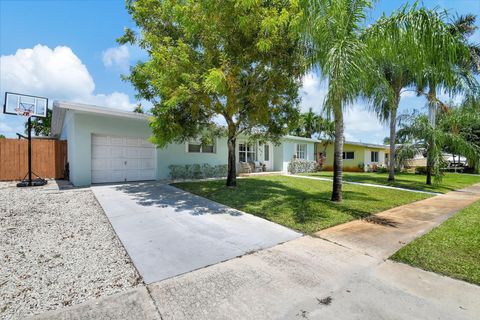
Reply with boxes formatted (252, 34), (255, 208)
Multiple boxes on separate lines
(226, 136), (237, 187)
(331, 104), (344, 202)
(388, 94), (399, 181)
(426, 86), (436, 185)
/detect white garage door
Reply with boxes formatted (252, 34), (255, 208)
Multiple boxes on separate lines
(91, 134), (156, 183)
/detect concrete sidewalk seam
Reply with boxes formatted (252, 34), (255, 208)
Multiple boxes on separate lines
(146, 285), (165, 320)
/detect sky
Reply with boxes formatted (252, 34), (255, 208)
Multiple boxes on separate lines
(0, 0), (479, 143)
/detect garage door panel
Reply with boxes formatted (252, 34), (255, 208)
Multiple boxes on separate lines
(111, 159), (125, 170)
(125, 159), (139, 169)
(139, 169), (155, 180)
(140, 139), (153, 147)
(92, 171), (108, 183)
(126, 137), (140, 146)
(111, 170), (125, 181)
(92, 145), (110, 158)
(140, 159), (154, 169)
(110, 136), (125, 145)
(139, 148), (155, 158)
(92, 135), (108, 145)
(92, 134), (155, 184)
(110, 146), (124, 158)
(92, 159), (108, 170)
(124, 147), (140, 158)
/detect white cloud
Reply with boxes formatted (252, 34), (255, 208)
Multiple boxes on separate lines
(102, 45), (130, 69)
(299, 72), (327, 113)
(400, 90), (417, 98)
(0, 44), (135, 111)
(344, 107), (388, 144)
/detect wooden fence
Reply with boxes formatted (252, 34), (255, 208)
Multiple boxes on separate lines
(0, 139), (67, 181)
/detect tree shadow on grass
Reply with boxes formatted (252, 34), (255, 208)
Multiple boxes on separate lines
(175, 178), (377, 226)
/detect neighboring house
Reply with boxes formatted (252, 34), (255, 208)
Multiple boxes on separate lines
(50, 101), (316, 186)
(319, 141), (387, 172)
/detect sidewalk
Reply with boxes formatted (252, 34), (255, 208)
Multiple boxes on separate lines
(316, 183), (480, 259)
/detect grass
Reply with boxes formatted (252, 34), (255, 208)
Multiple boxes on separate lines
(173, 175), (430, 234)
(391, 200), (480, 286)
(303, 172), (480, 194)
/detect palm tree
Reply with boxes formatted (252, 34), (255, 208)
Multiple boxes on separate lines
(404, 8), (478, 185)
(300, 0), (374, 201)
(363, 5), (416, 182)
(397, 111), (479, 183)
(363, 6), (478, 184)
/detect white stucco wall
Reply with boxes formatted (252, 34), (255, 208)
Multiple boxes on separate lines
(61, 110), (317, 185)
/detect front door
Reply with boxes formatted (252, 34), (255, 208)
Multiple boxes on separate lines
(263, 143), (273, 171)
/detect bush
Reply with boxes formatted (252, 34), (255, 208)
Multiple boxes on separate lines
(169, 163), (228, 180)
(357, 162), (365, 171)
(377, 167), (388, 174)
(415, 166), (428, 175)
(288, 159), (318, 174)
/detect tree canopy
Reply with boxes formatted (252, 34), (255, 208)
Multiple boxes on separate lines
(120, 0), (306, 186)
(24, 108), (52, 136)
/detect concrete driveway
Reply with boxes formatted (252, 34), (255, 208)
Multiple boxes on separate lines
(91, 182), (301, 283)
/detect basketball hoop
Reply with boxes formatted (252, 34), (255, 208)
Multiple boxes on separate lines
(15, 107), (32, 117)
(3, 92), (49, 187)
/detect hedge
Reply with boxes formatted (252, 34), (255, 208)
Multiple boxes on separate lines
(288, 159), (318, 174)
(168, 163), (228, 180)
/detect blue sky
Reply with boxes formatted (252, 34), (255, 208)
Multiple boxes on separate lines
(1, 0), (479, 142)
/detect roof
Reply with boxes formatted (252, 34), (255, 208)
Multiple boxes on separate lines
(343, 140), (387, 149)
(51, 101), (149, 137)
(50, 101), (384, 150)
(283, 135), (321, 143)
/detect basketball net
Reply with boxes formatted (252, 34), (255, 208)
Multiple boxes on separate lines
(15, 106), (32, 118)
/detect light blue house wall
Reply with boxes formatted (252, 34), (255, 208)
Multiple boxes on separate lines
(66, 112), (152, 186)
(278, 138), (315, 172)
(56, 105), (317, 186)
(156, 137), (229, 179)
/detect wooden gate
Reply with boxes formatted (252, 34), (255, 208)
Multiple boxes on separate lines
(0, 139), (67, 181)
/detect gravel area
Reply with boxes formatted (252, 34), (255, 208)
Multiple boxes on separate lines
(0, 181), (142, 319)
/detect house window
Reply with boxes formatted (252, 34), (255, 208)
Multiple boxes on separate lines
(296, 144), (307, 160)
(342, 151), (354, 160)
(264, 144), (269, 161)
(371, 151), (379, 162)
(239, 143), (256, 162)
(187, 140), (216, 153)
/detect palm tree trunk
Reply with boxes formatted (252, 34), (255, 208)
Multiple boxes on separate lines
(426, 86), (436, 185)
(331, 104), (344, 202)
(226, 136), (237, 187)
(388, 94), (399, 181)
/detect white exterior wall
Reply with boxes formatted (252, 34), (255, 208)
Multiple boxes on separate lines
(61, 110), (318, 185)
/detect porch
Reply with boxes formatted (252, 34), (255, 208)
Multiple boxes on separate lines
(236, 140), (275, 174)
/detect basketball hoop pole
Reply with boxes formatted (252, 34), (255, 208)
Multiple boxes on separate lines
(27, 117), (32, 186)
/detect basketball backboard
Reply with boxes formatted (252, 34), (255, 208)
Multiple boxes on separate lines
(3, 92), (48, 117)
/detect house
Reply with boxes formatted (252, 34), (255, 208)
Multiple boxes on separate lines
(318, 141), (387, 172)
(50, 101), (317, 186)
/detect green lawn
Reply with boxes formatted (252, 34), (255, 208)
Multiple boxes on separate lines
(173, 175), (429, 234)
(391, 200), (480, 286)
(303, 172), (480, 194)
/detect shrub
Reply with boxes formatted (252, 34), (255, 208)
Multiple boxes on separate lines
(357, 162), (365, 170)
(377, 167), (388, 174)
(168, 163), (228, 180)
(415, 166), (428, 175)
(288, 159), (318, 174)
